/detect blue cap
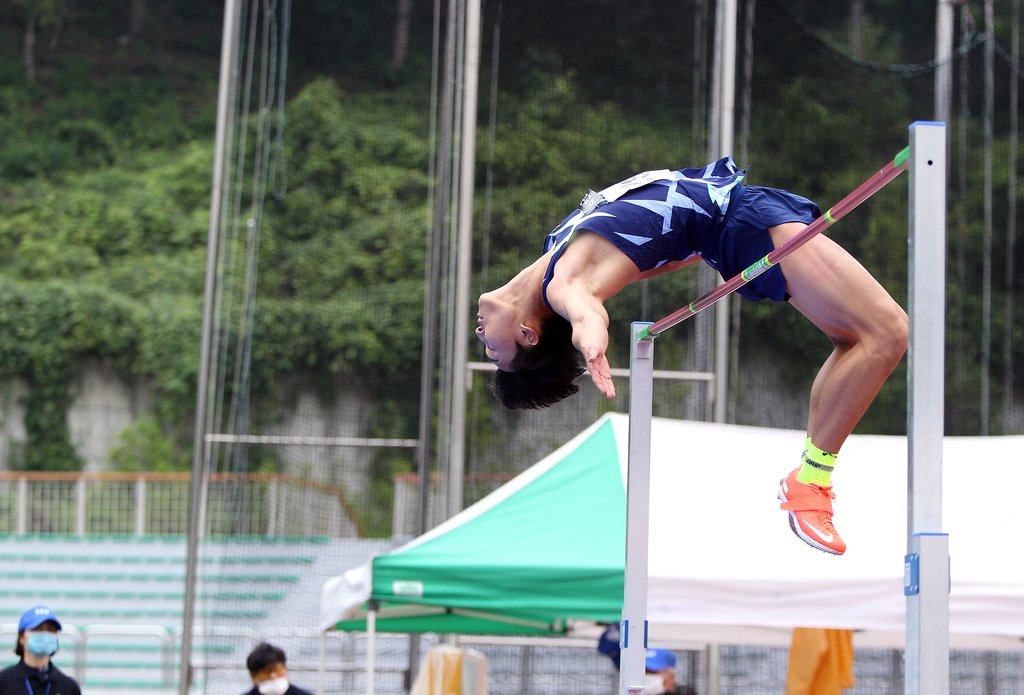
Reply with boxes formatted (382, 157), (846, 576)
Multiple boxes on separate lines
(18, 605), (62, 633)
(645, 648), (676, 672)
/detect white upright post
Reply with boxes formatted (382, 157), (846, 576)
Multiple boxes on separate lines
(905, 121), (949, 695)
(620, 323), (654, 695)
(367, 604), (377, 695)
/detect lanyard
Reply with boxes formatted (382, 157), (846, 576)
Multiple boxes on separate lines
(24, 677), (52, 695)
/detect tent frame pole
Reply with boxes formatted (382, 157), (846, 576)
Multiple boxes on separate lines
(367, 603), (378, 695)
(905, 121), (949, 695)
(317, 631), (327, 695)
(620, 322), (655, 695)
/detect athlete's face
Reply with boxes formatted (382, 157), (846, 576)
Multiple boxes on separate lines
(475, 292), (534, 371)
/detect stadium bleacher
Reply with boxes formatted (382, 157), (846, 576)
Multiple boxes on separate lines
(0, 534), (391, 693)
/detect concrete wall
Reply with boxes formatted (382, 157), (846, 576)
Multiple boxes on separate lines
(0, 365), (378, 477)
(0, 378), (27, 468)
(68, 361), (154, 471)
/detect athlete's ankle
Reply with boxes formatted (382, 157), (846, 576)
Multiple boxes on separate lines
(796, 436), (836, 486)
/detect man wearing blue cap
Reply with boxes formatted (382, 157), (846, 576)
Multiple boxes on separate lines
(643, 648), (677, 695)
(0, 605), (81, 695)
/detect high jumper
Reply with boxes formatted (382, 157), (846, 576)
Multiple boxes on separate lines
(475, 154), (910, 555)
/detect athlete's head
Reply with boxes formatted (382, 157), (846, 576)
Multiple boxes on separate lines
(488, 313), (584, 409)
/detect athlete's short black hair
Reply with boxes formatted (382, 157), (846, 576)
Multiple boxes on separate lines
(247, 642), (287, 675)
(489, 313), (584, 409)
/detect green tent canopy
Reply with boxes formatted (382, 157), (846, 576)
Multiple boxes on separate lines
(321, 415), (627, 635)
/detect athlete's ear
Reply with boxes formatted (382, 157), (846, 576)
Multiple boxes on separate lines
(520, 324), (539, 346)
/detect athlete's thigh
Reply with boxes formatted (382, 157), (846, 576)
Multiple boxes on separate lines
(769, 222), (903, 343)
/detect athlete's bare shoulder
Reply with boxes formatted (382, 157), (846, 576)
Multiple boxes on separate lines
(545, 231), (641, 304)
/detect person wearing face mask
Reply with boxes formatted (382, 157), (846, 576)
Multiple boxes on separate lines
(642, 648), (696, 695)
(0, 605), (81, 695)
(242, 642), (313, 695)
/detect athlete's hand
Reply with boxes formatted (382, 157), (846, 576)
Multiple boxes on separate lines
(558, 284), (615, 398)
(584, 349), (616, 399)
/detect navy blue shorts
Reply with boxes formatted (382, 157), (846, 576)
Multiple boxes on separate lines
(702, 185), (822, 302)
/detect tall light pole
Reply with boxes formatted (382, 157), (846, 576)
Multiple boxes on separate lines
(180, 1), (241, 693)
(710, 0), (737, 423)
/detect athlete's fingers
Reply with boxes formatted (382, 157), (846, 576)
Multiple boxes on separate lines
(586, 354), (617, 399)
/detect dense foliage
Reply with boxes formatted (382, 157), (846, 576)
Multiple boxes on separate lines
(0, 1), (1021, 475)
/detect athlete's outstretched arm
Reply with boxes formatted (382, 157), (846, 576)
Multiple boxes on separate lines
(560, 288), (616, 399)
(569, 255), (698, 396)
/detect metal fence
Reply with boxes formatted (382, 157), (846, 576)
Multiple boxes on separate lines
(2, 623), (1018, 695)
(391, 472), (514, 538)
(0, 472), (359, 537)
(0, 471), (514, 539)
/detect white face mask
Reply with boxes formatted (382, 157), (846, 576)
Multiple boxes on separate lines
(26, 631), (59, 657)
(644, 673), (666, 695)
(257, 676), (289, 695)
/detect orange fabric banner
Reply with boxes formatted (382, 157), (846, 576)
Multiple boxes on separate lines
(785, 627), (855, 695)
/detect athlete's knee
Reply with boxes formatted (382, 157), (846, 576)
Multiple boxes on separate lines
(870, 304), (908, 367)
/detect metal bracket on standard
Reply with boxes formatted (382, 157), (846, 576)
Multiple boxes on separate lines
(904, 553), (920, 596)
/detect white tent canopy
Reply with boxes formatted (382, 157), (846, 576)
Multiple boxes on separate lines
(640, 416), (1024, 649)
(324, 414), (1024, 650)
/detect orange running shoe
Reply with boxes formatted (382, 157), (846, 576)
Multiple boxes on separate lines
(778, 468), (846, 555)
